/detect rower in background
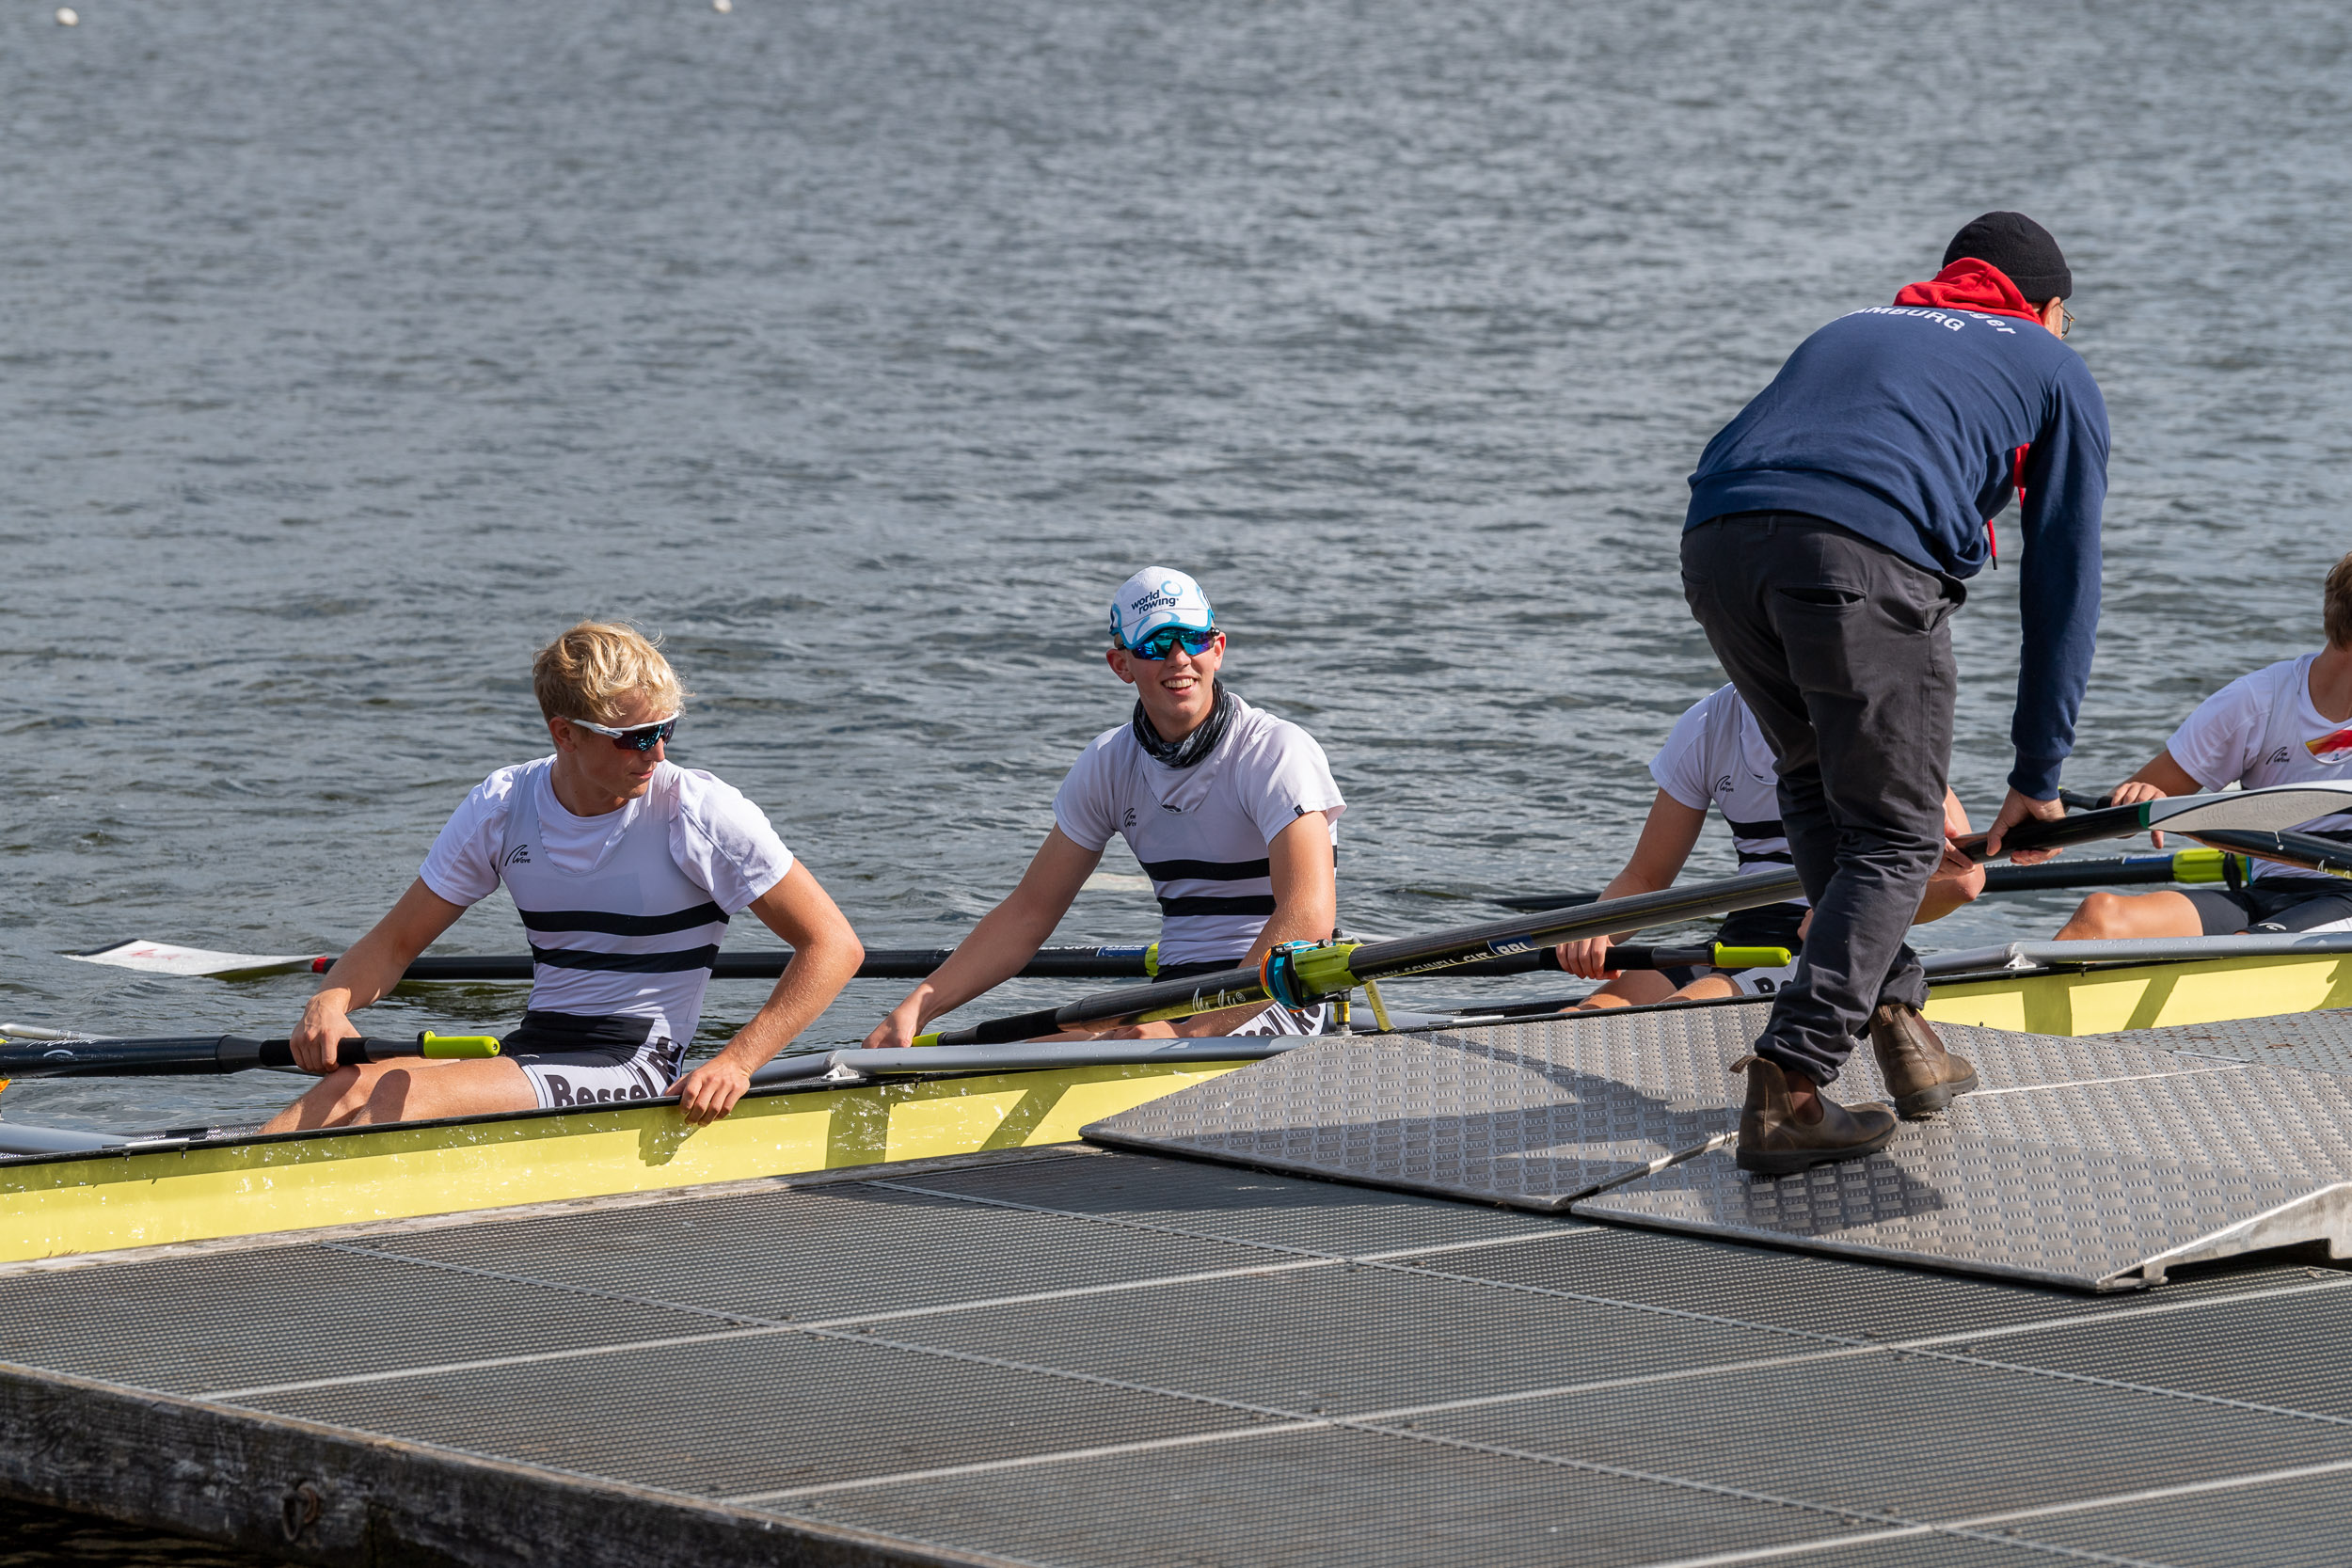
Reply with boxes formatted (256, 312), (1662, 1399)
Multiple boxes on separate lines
(2058, 553), (2352, 941)
(1558, 684), (1985, 1008)
(263, 622), (864, 1132)
(865, 568), (1344, 1047)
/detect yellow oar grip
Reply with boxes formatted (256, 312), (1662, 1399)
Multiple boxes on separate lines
(2171, 848), (2235, 884)
(1709, 946), (1792, 970)
(420, 1032), (501, 1059)
(911, 1031), (944, 1048)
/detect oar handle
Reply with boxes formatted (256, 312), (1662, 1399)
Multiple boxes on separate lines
(0, 1031), (501, 1079)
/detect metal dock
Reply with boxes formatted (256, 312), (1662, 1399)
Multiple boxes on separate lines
(3, 1006), (2350, 1565)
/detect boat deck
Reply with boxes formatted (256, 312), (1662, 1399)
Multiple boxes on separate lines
(3, 1142), (2347, 1567)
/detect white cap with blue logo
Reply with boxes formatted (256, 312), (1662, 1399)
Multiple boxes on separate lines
(1108, 567), (1215, 649)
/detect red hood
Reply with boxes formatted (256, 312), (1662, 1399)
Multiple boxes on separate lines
(1892, 259), (2043, 324)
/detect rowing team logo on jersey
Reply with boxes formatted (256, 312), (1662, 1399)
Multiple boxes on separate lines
(2308, 726), (2352, 762)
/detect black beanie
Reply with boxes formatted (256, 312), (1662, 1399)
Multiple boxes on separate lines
(1942, 211), (2072, 303)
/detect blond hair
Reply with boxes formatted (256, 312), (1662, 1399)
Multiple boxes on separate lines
(532, 622), (689, 724)
(2328, 555), (2352, 650)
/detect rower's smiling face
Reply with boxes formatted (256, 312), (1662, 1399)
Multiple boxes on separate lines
(547, 688), (672, 814)
(1107, 632), (1225, 742)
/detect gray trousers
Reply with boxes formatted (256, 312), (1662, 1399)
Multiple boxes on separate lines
(1680, 513), (1961, 1085)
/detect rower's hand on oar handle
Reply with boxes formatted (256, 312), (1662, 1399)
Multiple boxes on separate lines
(287, 996), (358, 1073)
(1983, 788), (2068, 865)
(1554, 935), (1621, 980)
(2104, 780), (2170, 847)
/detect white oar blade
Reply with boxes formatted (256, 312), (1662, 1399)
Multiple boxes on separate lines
(2149, 782), (2352, 833)
(65, 940), (319, 979)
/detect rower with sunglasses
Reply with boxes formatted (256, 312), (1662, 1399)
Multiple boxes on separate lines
(262, 620), (864, 1133)
(2056, 553), (2352, 942)
(866, 568), (1344, 1047)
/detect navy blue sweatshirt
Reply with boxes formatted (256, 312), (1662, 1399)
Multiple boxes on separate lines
(1685, 304), (2108, 800)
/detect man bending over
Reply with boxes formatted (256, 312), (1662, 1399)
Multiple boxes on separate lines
(264, 621), (863, 1132)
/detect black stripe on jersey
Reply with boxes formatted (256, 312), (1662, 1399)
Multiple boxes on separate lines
(1735, 851), (1795, 866)
(1156, 895), (1279, 917)
(1723, 816), (1787, 838)
(518, 903), (730, 936)
(1138, 856), (1273, 882)
(530, 943), (723, 974)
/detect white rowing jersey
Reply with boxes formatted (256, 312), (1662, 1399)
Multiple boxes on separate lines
(1651, 684), (1806, 902)
(2166, 652), (2352, 885)
(418, 758), (795, 1041)
(1054, 693), (1346, 970)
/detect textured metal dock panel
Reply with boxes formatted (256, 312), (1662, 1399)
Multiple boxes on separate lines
(1581, 1035), (2352, 1291)
(2130, 1006), (2352, 1077)
(3, 1147), (2351, 1566)
(1081, 1004), (2233, 1213)
(775, 1426), (1866, 1568)
(1082, 1004), (1776, 1209)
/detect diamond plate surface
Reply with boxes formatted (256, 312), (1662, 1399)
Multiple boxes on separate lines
(2126, 1006), (2352, 1078)
(1083, 1005), (1781, 1210)
(1581, 1043), (2352, 1290)
(1082, 1005), (2228, 1213)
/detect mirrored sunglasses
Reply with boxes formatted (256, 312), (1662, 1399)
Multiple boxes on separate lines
(569, 714), (679, 752)
(1123, 626), (1219, 661)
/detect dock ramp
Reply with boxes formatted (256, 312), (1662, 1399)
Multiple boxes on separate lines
(1086, 1003), (2352, 1291)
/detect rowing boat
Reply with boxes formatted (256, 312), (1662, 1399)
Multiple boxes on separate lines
(7, 936), (2352, 1267)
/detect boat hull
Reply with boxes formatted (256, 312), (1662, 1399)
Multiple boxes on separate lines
(7, 948), (2352, 1266)
(0, 1059), (1247, 1266)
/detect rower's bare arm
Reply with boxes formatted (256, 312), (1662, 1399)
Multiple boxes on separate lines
(1557, 792), (1706, 979)
(1915, 787), (1986, 925)
(290, 879), (469, 1073)
(672, 863), (865, 1125)
(2112, 750), (2201, 847)
(862, 828), (1101, 1050)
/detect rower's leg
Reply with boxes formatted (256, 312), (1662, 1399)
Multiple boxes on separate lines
(1572, 971), (1678, 1009)
(2056, 889), (2206, 941)
(262, 1057), (536, 1132)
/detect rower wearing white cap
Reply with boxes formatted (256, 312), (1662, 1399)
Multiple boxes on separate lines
(866, 568), (1345, 1046)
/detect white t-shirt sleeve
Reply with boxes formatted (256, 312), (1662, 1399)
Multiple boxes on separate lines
(669, 768), (795, 913)
(1648, 693), (1719, 811)
(416, 768), (523, 907)
(2165, 672), (2273, 792)
(1052, 730), (1128, 852)
(1239, 721), (1347, 847)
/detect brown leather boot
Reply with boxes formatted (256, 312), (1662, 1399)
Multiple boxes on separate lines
(1732, 1055), (1898, 1175)
(1868, 1003), (1979, 1119)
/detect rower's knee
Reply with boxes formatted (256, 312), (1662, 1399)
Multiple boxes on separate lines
(2057, 891), (2132, 942)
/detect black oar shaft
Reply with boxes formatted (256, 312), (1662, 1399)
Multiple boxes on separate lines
(371, 946), (1158, 984)
(1493, 850), (2236, 911)
(921, 866), (1806, 1046)
(0, 1034), (453, 1080)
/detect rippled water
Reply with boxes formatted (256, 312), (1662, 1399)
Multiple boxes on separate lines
(2, 0), (2346, 1558)
(3, 0), (2347, 1148)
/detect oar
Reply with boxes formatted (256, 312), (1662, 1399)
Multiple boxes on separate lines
(68, 941), (1163, 983)
(2184, 827), (2352, 879)
(0, 1029), (501, 1079)
(915, 781), (2352, 1045)
(1492, 847), (2245, 911)
(1439, 942), (1790, 977)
